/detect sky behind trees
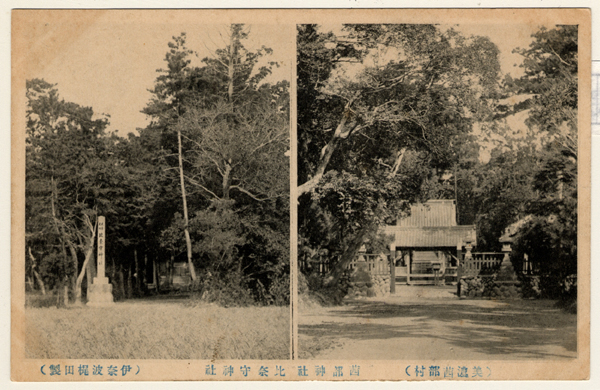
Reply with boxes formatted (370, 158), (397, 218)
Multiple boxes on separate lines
(22, 12), (551, 136)
(22, 12), (292, 135)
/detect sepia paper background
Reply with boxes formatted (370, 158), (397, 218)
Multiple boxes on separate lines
(7, 4), (597, 387)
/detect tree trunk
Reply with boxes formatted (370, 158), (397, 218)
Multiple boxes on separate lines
(227, 25), (236, 102)
(62, 282), (69, 307)
(55, 279), (64, 308)
(127, 263), (133, 299)
(28, 247), (46, 295)
(170, 254), (174, 287)
(297, 100), (361, 196)
(108, 257), (115, 298)
(134, 248), (140, 295)
(74, 236), (95, 305)
(143, 253), (148, 285)
(26, 276), (34, 292)
(118, 265), (126, 300)
(66, 239), (79, 303)
(390, 253), (396, 294)
(153, 258), (160, 293)
(73, 216), (96, 305)
(50, 176), (70, 294)
(389, 148), (406, 179)
(222, 162), (232, 200)
(324, 227), (371, 287)
(177, 126), (198, 281)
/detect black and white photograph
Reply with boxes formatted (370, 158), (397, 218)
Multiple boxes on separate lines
(10, 7), (591, 383)
(15, 11), (291, 364)
(296, 20), (587, 364)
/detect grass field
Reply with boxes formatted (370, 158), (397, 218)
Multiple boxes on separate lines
(25, 300), (290, 360)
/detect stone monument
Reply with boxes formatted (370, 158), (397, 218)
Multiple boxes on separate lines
(87, 216), (115, 306)
(344, 258), (375, 298)
(492, 237), (521, 298)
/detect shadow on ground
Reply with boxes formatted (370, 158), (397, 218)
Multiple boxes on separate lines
(300, 298), (576, 359)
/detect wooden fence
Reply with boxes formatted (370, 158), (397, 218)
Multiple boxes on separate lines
(349, 254), (389, 275)
(460, 252), (504, 277)
(298, 255), (333, 275)
(301, 252), (506, 279)
(300, 254), (389, 276)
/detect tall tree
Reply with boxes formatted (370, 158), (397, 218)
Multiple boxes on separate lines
(142, 26), (290, 304)
(26, 79), (111, 303)
(26, 78), (158, 302)
(297, 24), (502, 284)
(143, 32), (200, 280)
(504, 25), (578, 297)
(504, 25), (577, 159)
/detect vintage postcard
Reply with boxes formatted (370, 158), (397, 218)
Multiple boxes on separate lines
(11, 8), (590, 382)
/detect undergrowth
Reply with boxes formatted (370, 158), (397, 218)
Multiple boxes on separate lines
(25, 303), (289, 359)
(298, 272), (345, 309)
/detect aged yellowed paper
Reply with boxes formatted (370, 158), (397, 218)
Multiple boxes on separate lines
(12, 8), (590, 382)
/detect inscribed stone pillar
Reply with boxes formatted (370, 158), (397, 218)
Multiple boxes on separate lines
(87, 216), (115, 306)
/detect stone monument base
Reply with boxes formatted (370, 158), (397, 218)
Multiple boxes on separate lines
(493, 256), (521, 299)
(86, 277), (115, 307)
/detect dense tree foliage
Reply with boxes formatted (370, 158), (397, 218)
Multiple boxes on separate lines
(26, 25), (290, 306)
(25, 23), (579, 306)
(502, 26), (578, 299)
(25, 78), (153, 304)
(297, 24), (502, 284)
(429, 25), (578, 300)
(298, 23), (580, 303)
(141, 26), (289, 305)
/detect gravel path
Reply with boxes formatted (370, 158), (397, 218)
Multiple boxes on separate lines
(299, 285), (577, 360)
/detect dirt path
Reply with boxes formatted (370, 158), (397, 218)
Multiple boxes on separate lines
(299, 286), (577, 360)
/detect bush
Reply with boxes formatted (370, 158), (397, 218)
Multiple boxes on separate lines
(519, 275), (541, 299)
(298, 271), (309, 295)
(306, 272), (324, 291)
(253, 272), (290, 306)
(26, 292), (58, 308)
(459, 275), (522, 299)
(298, 271), (347, 306)
(514, 213), (577, 302)
(192, 269), (255, 307)
(266, 273), (290, 306)
(308, 285), (346, 306)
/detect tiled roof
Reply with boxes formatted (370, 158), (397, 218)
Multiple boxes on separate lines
(382, 225), (477, 248)
(397, 200), (457, 227)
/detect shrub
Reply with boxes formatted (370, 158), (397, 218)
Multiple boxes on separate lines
(519, 275), (541, 299)
(514, 213), (577, 303)
(298, 271), (309, 295)
(26, 292), (58, 308)
(192, 269), (255, 307)
(299, 270), (348, 306)
(266, 273), (290, 306)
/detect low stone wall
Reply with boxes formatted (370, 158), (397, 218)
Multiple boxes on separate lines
(371, 274), (391, 297)
(459, 256), (524, 300)
(345, 280), (375, 298)
(340, 265), (391, 299)
(458, 276), (522, 299)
